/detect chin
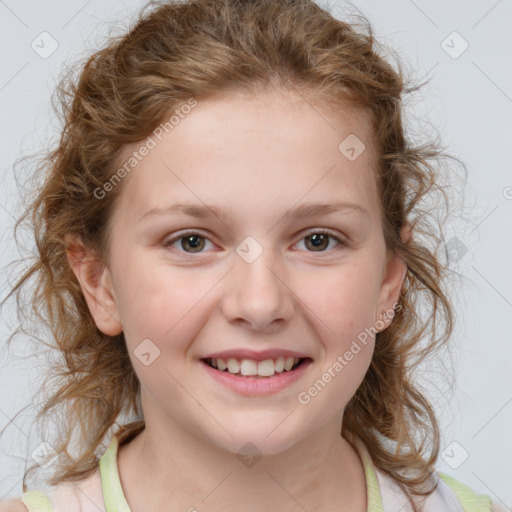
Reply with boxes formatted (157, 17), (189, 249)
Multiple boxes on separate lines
(206, 426), (305, 458)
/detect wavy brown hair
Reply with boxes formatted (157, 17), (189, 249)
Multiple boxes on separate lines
(2, 0), (465, 508)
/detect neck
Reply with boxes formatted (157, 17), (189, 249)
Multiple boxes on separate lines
(117, 417), (367, 512)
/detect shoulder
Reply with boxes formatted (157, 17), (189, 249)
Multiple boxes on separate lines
(375, 466), (506, 512)
(2, 468), (105, 512)
(48, 468), (106, 512)
(437, 472), (510, 512)
(0, 498), (28, 512)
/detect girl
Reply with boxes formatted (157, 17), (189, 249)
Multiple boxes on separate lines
(0, 0), (507, 511)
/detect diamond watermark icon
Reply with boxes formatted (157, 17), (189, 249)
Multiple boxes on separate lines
(31, 31), (59, 59)
(444, 237), (468, 264)
(237, 442), (263, 468)
(236, 236), (263, 264)
(441, 441), (469, 469)
(134, 338), (161, 366)
(31, 441), (59, 469)
(338, 134), (366, 161)
(441, 31), (469, 59)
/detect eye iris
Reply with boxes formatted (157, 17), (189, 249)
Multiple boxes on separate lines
(182, 234), (204, 253)
(306, 233), (329, 251)
(174, 232), (335, 253)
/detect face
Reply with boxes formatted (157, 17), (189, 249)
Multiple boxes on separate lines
(69, 89), (407, 456)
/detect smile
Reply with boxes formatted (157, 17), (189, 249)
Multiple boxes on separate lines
(203, 356), (304, 377)
(200, 357), (313, 396)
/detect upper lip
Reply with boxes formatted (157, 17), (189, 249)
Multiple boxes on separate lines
(201, 349), (312, 362)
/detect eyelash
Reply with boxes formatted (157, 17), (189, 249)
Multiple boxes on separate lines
(161, 228), (347, 256)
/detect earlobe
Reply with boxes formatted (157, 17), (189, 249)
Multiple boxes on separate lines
(65, 234), (123, 336)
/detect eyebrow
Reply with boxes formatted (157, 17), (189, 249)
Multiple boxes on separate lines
(138, 201), (370, 224)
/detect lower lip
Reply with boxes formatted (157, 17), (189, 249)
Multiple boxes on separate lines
(200, 359), (313, 396)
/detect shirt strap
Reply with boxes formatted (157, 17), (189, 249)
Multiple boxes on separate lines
(21, 490), (54, 512)
(99, 433), (133, 512)
(345, 434), (385, 512)
(438, 472), (493, 512)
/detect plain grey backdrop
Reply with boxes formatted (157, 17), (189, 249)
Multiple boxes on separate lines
(0, 0), (511, 507)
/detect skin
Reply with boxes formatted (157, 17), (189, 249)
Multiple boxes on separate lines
(66, 88), (409, 512)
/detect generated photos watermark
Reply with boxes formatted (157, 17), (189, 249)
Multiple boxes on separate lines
(297, 301), (402, 405)
(93, 97), (198, 200)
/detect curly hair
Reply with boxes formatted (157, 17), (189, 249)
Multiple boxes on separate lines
(2, 0), (465, 507)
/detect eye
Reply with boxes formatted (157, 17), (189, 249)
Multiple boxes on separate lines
(162, 229), (346, 255)
(294, 229), (346, 253)
(162, 230), (215, 254)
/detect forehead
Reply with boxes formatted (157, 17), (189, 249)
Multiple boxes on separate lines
(113, 89), (380, 226)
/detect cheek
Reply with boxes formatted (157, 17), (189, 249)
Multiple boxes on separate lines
(115, 255), (211, 338)
(118, 266), (209, 394)
(302, 272), (377, 407)
(302, 262), (381, 340)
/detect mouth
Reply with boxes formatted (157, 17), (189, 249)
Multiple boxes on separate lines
(200, 357), (312, 378)
(199, 355), (314, 396)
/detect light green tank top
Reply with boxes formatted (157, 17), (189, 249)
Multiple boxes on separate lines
(20, 434), (495, 512)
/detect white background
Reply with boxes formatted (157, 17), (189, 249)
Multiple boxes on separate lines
(0, 0), (511, 507)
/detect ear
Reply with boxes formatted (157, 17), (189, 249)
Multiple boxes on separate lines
(64, 234), (123, 336)
(375, 223), (412, 331)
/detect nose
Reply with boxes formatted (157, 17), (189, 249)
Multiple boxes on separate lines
(221, 242), (296, 332)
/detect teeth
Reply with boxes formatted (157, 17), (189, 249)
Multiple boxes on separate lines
(226, 358), (240, 374)
(284, 357), (295, 371)
(274, 357), (285, 372)
(209, 356), (301, 377)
